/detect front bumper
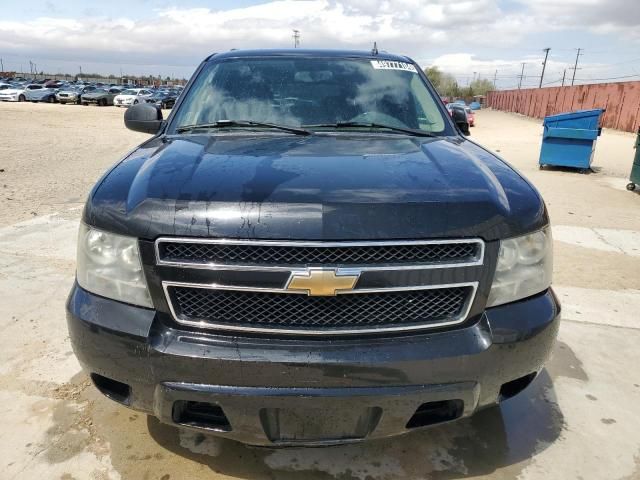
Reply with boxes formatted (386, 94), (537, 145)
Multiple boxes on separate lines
(67, 283), (560, 446)
(0, 94), (19, 101)
(57, 95), (78, 103)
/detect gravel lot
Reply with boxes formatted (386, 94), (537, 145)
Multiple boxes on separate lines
(0, 102), (639, 480)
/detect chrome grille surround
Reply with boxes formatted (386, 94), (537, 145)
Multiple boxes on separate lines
(155, 238), (484, 271)
(157, 238), (485, 335)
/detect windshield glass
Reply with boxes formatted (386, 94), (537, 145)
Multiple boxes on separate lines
(121, 89), (137, 95)
(170, 57), (448, 134)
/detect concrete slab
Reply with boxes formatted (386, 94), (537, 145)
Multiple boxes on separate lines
(0, 103), (639, 480)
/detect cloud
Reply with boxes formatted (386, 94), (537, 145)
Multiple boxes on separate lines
(0, 0), (636, 77)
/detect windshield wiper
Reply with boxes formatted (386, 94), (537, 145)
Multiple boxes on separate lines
(176, 119), (311, 136)
(303, 121), (437, 137)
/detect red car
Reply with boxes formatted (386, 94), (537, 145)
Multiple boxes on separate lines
(465, 107), (475, 127)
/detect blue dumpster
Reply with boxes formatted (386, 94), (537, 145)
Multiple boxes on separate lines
(539, 109), (605, 171)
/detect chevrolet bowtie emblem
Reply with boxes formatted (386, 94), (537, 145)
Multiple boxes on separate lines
(286, 269), (360, 296)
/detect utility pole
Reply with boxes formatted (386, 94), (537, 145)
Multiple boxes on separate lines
(493, 69), (497, 89)
(539, 47), (550, 88)
(561, 69), (567, 86)
(518, 63), (525, 89)
(292, 29), (300, 48)
(0, 58), (3, 72)
(571, 48), (582, 86)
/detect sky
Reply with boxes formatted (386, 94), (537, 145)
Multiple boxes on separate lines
(1, 0), (639, 88)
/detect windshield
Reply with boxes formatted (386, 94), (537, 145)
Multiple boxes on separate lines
(170, 57), (449, 135)
(121, 89), (137, 95)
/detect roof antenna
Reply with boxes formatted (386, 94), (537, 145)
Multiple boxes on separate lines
(372, 42), (379, 55)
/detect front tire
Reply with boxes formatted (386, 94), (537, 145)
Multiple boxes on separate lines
(133, 100), (139, 105)
(627, 182), (637, 191)
(18, 95), (25, 102)
(47, 96), (54, 103)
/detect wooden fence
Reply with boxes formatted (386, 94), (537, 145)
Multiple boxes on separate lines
(486, 82), (640, 132)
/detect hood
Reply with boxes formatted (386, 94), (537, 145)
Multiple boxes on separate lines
(85, 134), (547, 241)
(83, 92), (106, 98)
(1, 88), (23, 95)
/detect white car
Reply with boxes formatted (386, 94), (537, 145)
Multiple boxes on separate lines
(113, 88), (154, 107)
(0, 83), (42, 102)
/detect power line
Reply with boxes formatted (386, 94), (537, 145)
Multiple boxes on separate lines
(576, 73), (640, 82)
(539, 48), (550, 88)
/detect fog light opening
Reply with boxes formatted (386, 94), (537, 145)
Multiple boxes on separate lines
(406, 399), (464, 429)
(90, 373), (131, 405)
(172, 401), (232, 432)
(499, 372), (537, 401)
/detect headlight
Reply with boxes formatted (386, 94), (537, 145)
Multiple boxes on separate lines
(487, 228), (552, 307)
(76, 224), (152, 307)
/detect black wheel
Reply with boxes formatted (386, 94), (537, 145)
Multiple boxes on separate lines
(539, 165), (545, 170)
(100, 98), (106, 107)
(77, 98), (82, 105)
(47, 96), (54, 103)
(133, 99), (138, 105)
(82, 102), (88, 106)
(627, 182), (637, 191)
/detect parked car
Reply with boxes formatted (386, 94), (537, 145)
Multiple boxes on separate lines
(57, 85), (97, 104)
(113, 88), (154, 107)
(68, 49), (558, 447)
(446, 103), (474, 126)
(144, 90), (178, 109)
(0, 83), (41, 102)
(81, 87), (123, 106)
(25, 85), (59, 103)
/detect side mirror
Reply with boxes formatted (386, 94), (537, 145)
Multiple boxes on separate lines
(451, 108), (470, 136)
(124, 103), (164, 134)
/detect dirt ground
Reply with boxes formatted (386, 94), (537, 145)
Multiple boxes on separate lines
(0, 102), (639, 480)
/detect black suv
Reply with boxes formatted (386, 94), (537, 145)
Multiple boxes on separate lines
(67, 49), (559, 446)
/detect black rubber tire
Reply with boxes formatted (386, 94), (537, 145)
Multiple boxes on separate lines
(18, 95), (25, 102)
(100, 98), (106, 107)
(627, 182), (637, 191)
(133, 99), (139, 105)
(82, 102), (88, 106)
(47, 96), (54, 103)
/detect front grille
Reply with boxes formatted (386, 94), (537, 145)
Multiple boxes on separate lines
(158, 241), (480, 266)
(168, 285), (471, 332)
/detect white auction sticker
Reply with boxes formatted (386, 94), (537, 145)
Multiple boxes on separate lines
(370, 60), (418, 73)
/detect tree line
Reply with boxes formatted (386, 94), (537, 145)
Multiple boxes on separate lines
(424, 66), (494, 98)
